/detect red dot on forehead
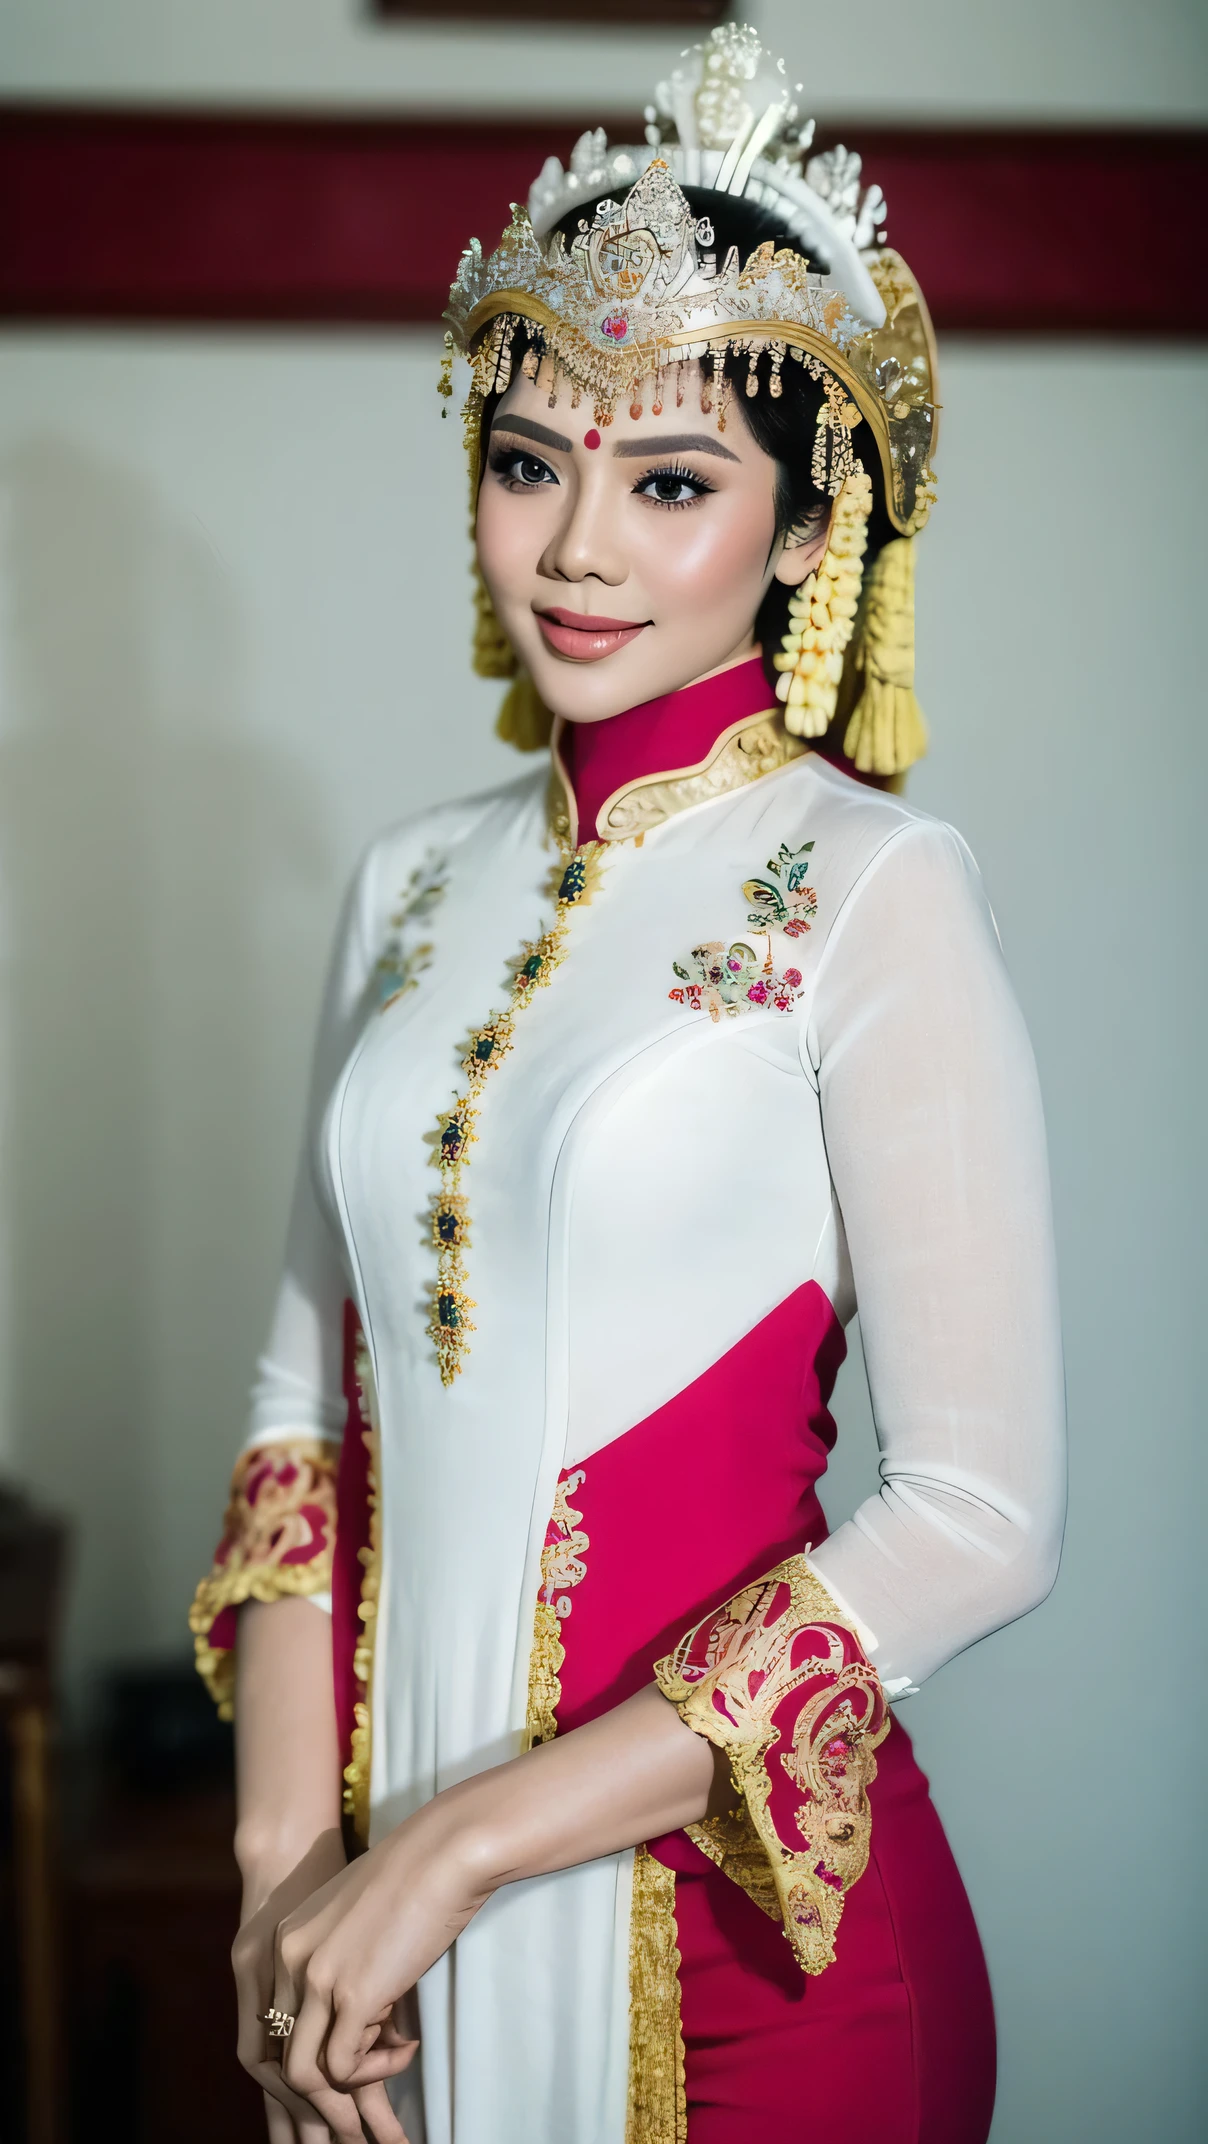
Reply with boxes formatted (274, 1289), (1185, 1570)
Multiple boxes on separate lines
(582, 427), (602, 450)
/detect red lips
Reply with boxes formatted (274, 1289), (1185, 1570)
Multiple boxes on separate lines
(536, 606), (650, 661)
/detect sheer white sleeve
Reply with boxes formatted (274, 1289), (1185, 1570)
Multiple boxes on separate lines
(243, 844), (383, 1454)
(803, 819), (1066, 1693)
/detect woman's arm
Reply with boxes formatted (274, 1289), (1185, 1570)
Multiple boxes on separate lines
(805, 818), (1067, 1691)
(233, 1599), (419, 2144)
(268, 1683), (721, 2116)
(234, 1597), (343, 1900)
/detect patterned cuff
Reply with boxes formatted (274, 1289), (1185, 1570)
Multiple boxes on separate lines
(654, 1555), (889, 1974)
(189, 1440), (339, 1719)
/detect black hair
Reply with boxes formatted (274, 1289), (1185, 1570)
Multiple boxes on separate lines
(479, 184), (892, 738)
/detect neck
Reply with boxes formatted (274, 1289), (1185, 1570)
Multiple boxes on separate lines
(556, 652), (778, 843)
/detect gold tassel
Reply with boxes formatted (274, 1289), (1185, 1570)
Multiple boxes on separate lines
(472, 564), (516, 680)
(495, 671), (555, 751)
(774, 469), (873, 740)
(472, 566), (554, 751)
(842, 538), (928, 776)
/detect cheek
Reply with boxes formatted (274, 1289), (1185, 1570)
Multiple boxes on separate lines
(475, 483), (547, 604)
(636, 488), (775, 613)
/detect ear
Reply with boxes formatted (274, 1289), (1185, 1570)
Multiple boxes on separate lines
(771, 513), (831, 589)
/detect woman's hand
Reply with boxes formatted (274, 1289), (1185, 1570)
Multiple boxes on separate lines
(233, 1827), (412, 2144)
(232, 1596), (352, 2138)
(269, 1684), (720, 2127)
(271, 1799), (480, 2114)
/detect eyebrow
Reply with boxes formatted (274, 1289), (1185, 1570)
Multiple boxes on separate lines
(489, 414), (574, 454)
(612, 431), (741, 463)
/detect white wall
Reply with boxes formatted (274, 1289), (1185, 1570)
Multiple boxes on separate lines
(1, 0), (1205, 120)
(0, 7), (1204, 2141)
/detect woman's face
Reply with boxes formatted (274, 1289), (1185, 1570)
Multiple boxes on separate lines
(475, 361), (828, 723)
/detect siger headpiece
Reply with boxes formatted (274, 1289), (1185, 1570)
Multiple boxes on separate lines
(444, 25), (939, 777)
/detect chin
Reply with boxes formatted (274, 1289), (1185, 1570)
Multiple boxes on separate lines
(528, 645), (696, 725)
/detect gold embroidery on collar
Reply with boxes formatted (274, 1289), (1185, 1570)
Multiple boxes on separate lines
(549, 710), (805, 846)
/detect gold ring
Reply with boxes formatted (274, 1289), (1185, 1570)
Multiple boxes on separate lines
(261, 2007), (296, 2039)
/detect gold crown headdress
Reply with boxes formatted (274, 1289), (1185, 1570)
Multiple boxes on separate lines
(444, 24), (939, 777)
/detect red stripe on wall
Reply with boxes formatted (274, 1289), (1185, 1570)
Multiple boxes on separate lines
(1, 105), (1205, 334)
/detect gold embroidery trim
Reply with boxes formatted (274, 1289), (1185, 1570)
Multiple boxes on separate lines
(342, 1330), (382, 1846)
(625, 1846), (687, 2144)
(524, 1468), (589, 1748)
(655, 1555), (889, 1975)
(189, 1438), (339, 1720)
(424, 844), (605, 1384)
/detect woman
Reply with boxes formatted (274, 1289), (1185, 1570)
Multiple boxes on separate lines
(192, 28), (1065, 2144)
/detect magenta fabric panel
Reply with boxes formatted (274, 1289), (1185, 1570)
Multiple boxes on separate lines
(331, 1299), (371, 1777)
(659, 1721), (996, 2143)
(561, 652), (773, 840)
(554, 1279), (844, 1733)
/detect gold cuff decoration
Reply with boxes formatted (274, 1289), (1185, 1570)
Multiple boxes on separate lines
(189, 1440), (339, 1718)
(654, 1556), (889, 1975)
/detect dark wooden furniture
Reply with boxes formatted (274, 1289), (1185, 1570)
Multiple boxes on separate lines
(0, 1490), (67, 2144)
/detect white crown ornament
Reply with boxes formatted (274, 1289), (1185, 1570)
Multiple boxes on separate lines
(443, 27), (937, 538)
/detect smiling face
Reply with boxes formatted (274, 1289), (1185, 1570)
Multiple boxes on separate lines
(475, 359), (829, 724)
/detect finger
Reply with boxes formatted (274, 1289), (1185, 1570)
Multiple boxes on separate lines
(251, 2058), (332, 2136)
(263, 2090), (301, 2144)
(337, 2039), (420, 2090)
(324, 1990), (388, 2090)
(280, 1976), (338, 2100)
(352, 2079), (411, 2144)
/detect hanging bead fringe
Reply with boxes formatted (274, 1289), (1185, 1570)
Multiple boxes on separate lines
(773, 469), (873, 741)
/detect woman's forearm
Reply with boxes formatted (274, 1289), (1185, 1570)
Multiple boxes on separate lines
(234, 1596), (343, 1902)
(432, 1684), (725, 1900)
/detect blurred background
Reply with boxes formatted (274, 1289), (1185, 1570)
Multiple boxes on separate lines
(0, 3), (1204, 2139)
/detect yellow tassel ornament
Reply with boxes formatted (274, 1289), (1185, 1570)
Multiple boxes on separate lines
(774, 469), (872, 740)
(495, 670), (555, 752)
(842, 538), (928, 776)
(471, 565), (555, 751)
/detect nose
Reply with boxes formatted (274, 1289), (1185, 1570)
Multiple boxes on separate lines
(538, 458), (627, 589)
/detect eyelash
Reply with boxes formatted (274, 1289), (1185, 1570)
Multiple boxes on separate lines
(487, 445), (717, 511)
(634, 462), (716, 510)
(488, 446), (558, 491)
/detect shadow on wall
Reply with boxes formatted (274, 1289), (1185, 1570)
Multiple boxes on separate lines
(0, 436), (329, 1708)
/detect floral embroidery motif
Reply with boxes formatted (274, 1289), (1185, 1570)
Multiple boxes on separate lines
(525, 1467), (590, 1748)
(655, 1556), (888, 1975)
(190, 1440), (339, 1718)
(425, 844), (606, 1383)
(669, 839), (815, 1023)
(670, 939), (804, 1022)
(375, 853), (448, 1010)
(742, 840), (817, 935)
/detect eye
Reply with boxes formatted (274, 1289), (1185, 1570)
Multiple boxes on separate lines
(488, 445), (558, 491)
(633, 462), (716, 509)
